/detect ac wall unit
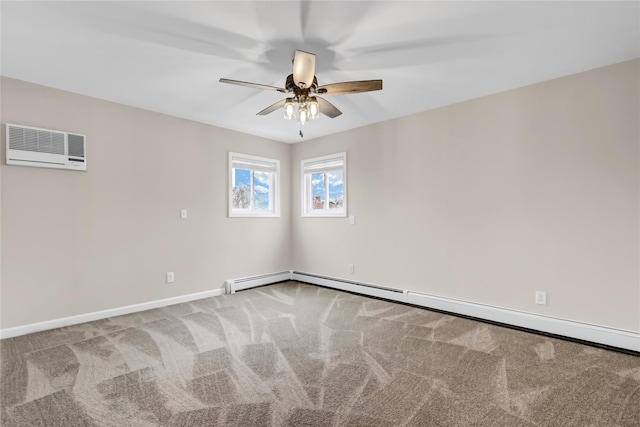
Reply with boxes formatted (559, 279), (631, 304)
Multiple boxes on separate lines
(6, 123), (86, 171)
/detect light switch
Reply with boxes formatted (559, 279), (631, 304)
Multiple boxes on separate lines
(349, 215), (355, 225)
(180, 209), (188, 219)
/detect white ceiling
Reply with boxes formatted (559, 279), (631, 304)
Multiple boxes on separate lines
(1, 1), (638, 144)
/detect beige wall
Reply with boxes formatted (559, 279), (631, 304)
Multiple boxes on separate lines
(292, 60), (639, 332)
(2, 60), (638, 333)
(1, 77), (291, 329)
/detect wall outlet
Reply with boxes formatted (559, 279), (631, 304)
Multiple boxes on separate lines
(535, 291), (547, 305)
(166, 272), (175, 283)
(348, 264), (354, 274)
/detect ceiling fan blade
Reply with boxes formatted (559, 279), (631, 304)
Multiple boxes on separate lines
(292, 50), (316, 89)
(317, 80), (383, 95)
(256, 99), (287, 116)
(219, 78), (287, 93)
(316, 97), (342, 118)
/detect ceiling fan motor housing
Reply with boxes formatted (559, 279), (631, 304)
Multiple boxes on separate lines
(286, 74), (318, 94)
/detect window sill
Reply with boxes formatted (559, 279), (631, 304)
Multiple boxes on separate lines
(301, 212), (347, 218)
(229, 212), (280, 218)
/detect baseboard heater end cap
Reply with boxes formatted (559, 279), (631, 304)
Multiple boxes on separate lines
(224, 280), (235, 294)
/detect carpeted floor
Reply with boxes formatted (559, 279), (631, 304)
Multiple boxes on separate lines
(1, 281), (639, 426)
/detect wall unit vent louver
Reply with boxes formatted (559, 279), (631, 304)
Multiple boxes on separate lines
(6, 123), (86, 171)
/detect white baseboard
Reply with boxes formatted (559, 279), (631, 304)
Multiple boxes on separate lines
(291, 271), (640, 353)
(0, 287), (225, 340)
(0, 270), (290, 340)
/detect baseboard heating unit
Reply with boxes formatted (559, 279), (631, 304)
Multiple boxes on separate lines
(291, 271), (406, 301)
(283, 271), (637, 354)
(221, 270), (638, 352)
(224, 271), (292, 294)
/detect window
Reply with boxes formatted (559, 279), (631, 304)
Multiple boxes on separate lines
(302, 152), (347, 217)
(229, 152), (280, 217)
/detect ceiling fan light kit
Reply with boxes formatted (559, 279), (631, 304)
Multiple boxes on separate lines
(220, 50), (382, 136)
(284, 96), (319, 124)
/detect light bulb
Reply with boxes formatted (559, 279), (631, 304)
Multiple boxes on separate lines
(299, 105), (308, 125)
(309, 98), (319, 118)
(284, 99), (295, 120)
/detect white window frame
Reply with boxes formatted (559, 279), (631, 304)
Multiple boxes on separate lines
(229, 152), (280, 217)
(301, 152), (347, 217)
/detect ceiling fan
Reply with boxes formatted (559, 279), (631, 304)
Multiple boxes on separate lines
(220, 50), (382, 137)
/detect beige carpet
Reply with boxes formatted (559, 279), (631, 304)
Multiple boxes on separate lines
(1, 281), (639, 426)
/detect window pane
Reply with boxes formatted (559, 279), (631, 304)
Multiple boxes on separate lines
(328, 171), (344, 209)
(253, 171), (271, 210)
(229, 152), (280, 217)
(232, 168), (251, 209)
(301, 152), (346, 217)
(311, 172), (325, 210)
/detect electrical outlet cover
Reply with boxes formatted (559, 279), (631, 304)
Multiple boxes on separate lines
(535, 291), (547, 305)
